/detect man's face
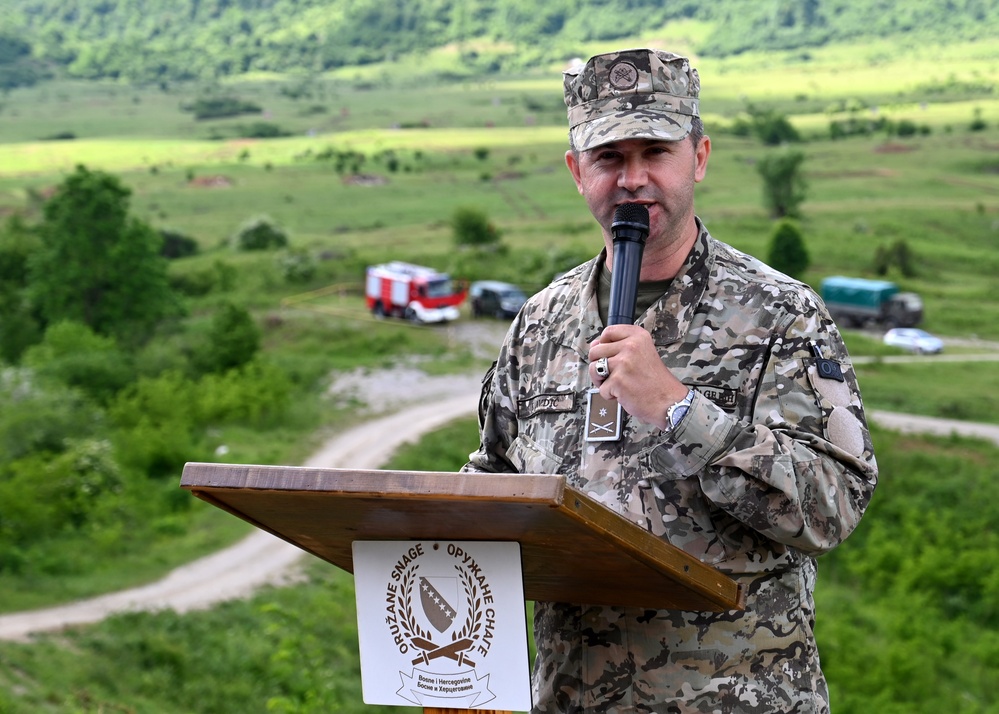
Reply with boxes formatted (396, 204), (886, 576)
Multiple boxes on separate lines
(565, 136), (710, 251)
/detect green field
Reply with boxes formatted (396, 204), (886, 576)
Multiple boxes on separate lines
(2, 30), (999, 714)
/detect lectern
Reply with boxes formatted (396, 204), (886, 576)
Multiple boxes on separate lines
(181, 462), (745, 712)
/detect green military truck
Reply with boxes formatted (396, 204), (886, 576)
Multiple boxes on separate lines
(820, 276), (923, 329)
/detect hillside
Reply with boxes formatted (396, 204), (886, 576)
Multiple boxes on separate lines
(1, 0), (997, 86)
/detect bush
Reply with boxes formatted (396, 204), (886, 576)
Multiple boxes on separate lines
(277, 249), (317, 283)
(169, 259), (237, 297)
(182, 96), (262, 120)
(108, 371), (203, 477)
(22, 321), (134, 403)
(766, 219), (810, 279)
(451, 206), (501, 248)
(193, 302), (261, 374)
(231, 216), (288, 251)
(757, 149), (808, 218)
(159, 228), (199, 259)
(873, 239), (917, 278)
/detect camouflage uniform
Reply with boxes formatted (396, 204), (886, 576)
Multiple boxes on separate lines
(462, 225), (878, 713)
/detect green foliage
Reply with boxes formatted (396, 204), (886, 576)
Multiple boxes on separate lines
(196, 359), (292, 428)
(27, 165), (180, 345)
(180, 96), (262, 120)
(766, 219), (810, 279)
(735, 105), (802, 145)
(816, 427), (999, 711)
(756, 148), (808, 218)
(159, 228), (199, 260)
(1, 0), (995, 83)
(233, 121), (292, 139)
(0, 217), (43, 363)
(0, 369), (101, 462)
(22, 321), (134, 403)
(0, 31), (49, 88)
(0, 565), (412, 714)
(168, 259), (237, 297)
(277, 248), (318, 283)
(194, 302), (261, 375)
(451, 206), (501, 248)
(873, 238), (917, 278)
(108, 370), (204, 477)
(232, 215), (289, 251)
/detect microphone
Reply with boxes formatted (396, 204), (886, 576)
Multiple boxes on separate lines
(607, 203), (650, 326)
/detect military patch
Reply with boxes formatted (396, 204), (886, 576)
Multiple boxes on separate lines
(696, 384), (738, 410)
(608, 60), (639, 90)
(812, 341), (845, 382)
(517, 392), (575, 419)
(585, 388), (622, 442)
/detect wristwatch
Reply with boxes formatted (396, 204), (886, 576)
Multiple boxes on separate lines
(664, 388), (695, 435)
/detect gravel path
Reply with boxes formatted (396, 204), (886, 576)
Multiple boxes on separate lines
(3, 320), (997, 642)
(0, 344), (492, 642)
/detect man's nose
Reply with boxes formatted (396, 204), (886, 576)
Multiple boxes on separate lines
(618, 156), (649, 192)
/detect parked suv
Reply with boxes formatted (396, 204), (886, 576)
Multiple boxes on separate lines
(469, 281), (527, 319)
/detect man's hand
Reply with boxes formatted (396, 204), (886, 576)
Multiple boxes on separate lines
(588, 325), (689, 429)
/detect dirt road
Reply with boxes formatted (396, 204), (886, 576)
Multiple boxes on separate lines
(3, 323), (998, 641)
(0, 367), (484, 642)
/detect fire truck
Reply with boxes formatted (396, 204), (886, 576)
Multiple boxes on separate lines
(364, 262), (466, 323)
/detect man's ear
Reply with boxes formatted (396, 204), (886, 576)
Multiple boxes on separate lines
(565, 149), (584, 194)
(694, 136), (711, 183)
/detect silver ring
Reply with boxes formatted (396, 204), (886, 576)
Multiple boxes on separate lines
(594, 357), (609, 378)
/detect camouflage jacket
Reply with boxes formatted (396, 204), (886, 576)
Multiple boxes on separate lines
(464, 224), (877, 575)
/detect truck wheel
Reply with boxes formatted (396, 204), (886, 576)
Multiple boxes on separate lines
(404, 306), (420, 323)
(372, 301), (387, 318)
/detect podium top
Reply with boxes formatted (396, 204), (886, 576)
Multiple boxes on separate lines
(181, 463), (744, 612)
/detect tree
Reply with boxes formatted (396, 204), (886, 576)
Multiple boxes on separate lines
(451, 206), (501, 248)
(0, 216), (43, 363)
(757, 149), (808, 218)
(195, 301), (261, 374)
(766, 219), (810, 280)
(232, 215), (289, 251)
(27, 165), (179, 346)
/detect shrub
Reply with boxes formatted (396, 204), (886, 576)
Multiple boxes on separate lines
(766, 219), (810, 279)
(451, 206), (501, 248)
(757, 149), (808, 218)
(22, 321), (134, 403)
(277, 249), (317, 283)
(232, 216), (289, 251)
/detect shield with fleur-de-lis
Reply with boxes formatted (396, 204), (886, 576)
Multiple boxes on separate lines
(418, 576), (458, 633)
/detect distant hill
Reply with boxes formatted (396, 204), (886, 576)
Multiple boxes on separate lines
(0, 0), (997, 87)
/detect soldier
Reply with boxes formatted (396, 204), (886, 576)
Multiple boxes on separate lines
(462, 48), (878, 713)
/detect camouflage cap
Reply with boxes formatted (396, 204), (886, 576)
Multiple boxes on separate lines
(563, 48), (700, 151)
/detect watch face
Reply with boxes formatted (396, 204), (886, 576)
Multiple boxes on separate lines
(670, 405), (690, 427)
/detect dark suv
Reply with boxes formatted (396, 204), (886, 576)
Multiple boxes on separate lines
(469, 281), (527, 319)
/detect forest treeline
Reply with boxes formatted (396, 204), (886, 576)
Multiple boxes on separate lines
(0, 0), (997, 87)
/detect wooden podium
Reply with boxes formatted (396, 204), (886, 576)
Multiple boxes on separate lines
(181, 462), (745, 711)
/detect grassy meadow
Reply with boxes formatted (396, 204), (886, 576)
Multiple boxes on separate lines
(1, 30), (999, 713)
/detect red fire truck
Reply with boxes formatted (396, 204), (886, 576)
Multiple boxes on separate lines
(364, 262), (466, 323)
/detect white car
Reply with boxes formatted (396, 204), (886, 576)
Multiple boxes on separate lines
(882, 328), (944, 354)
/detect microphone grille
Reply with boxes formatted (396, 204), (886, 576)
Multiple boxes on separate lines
(612, 203), (649, 228)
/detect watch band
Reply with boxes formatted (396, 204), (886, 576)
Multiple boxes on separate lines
(664, 388), (695, 434)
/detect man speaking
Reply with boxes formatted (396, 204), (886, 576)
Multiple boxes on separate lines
(463, 48), (878, 713)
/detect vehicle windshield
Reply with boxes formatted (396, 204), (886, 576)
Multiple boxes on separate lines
(425, 278), (454, 298)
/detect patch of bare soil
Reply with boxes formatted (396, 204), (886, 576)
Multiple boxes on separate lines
(188, 175), (233, 188)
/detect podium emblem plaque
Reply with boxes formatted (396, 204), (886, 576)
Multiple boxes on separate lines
(353, 540), (532, 711)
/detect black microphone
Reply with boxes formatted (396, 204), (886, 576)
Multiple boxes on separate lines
(607, 203), (650, 326)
